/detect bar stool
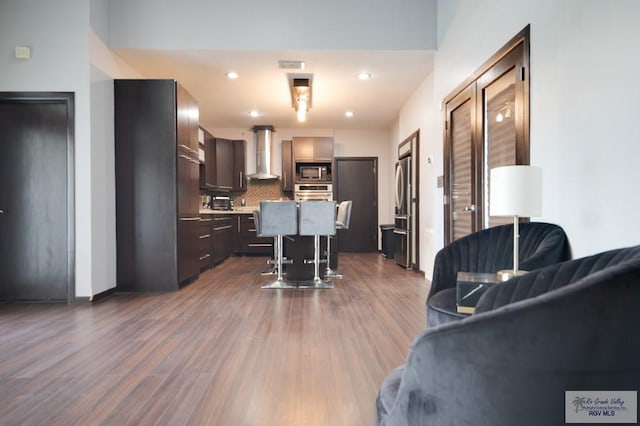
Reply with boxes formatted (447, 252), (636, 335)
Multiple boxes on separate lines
(298, 200), (337, 289)
(253, 210), (279, 276)
(325, 200), (352, 278)
(259, 201), (298, 289)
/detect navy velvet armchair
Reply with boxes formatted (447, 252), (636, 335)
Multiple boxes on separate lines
(426, 222), (570, 327)
(376, 245), (640, 426)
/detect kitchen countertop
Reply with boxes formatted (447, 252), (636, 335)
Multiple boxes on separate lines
(199, 206), (257, 215)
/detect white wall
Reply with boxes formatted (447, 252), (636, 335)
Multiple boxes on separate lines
(7, 0), (635, 299)
(334, 128), (393, 242)
(108, 0), (437, 50)
(0, 0), (93, 297)
(89, 66), (116, 297)
(0, 0), (145, 298)
(395, 73), (438, 277)
(89, 1), (142, 297)
(433, 0), (640, 258)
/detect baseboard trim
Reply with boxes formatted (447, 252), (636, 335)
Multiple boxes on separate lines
(73, 287), (115, 304)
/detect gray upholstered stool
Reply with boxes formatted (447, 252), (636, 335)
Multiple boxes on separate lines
(325, 200), (352, 278)
(253, 210), (281, 276)
(259, 201), (298, 289)
(298, 201), (337, 288)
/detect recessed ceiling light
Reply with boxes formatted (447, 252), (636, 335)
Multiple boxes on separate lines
(226, 71), (239, 79)
(249, 110), (260, 118)
(345, 111), (354, 118)
(357, 72), (372, 80)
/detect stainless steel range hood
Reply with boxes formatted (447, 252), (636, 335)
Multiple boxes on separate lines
(247, 125), (279, 180)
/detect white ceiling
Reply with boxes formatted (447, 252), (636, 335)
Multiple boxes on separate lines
(113, 49), (434, 131)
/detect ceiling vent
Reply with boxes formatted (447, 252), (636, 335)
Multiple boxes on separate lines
(279, 60), (305, 70)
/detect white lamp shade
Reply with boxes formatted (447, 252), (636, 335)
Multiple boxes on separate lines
(490, 165), (542, 217)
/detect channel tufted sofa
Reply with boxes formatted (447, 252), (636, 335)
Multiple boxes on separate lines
(377, 245), (640, 426)
(426, 222), (570, 327)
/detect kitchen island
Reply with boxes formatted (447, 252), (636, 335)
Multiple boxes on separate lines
(199, 205), (338, 282)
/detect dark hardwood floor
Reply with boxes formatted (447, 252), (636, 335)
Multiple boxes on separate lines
(0, 253), (429, 425)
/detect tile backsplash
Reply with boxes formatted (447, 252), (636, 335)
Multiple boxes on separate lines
(232, 179), (292, 207)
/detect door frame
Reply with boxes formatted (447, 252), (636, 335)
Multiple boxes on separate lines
(397, 130), (421, 272)
(443, 86), (478, 245)
(0, 92), (75, 302)
(442, 25), (530, 244)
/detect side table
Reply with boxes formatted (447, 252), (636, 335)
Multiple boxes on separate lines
(456, 271), (499, 314)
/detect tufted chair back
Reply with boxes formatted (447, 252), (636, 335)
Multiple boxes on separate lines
(429, 222), (570, 299)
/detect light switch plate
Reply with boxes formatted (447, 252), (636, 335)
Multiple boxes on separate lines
(15, 46), (31, 60)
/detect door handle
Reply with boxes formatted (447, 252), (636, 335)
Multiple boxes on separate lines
(462, 205), (477, 212)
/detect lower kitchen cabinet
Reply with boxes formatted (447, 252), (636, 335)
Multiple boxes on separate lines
(178, 218), (201, 283)
(212, 214), (233, 264)
(234, 213), (273, 255)
(199, 216), (213, 270)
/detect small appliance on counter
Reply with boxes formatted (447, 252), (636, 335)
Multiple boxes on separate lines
(201, 194), (212, 209)
(211, 195), (233, 211)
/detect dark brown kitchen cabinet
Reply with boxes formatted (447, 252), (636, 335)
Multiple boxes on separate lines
(201, 128), (217, 189)
(215, 138), (234, 190)
(115, 79), (200, 291)
(178, 218), (201, 282)
(199, 216), (213, 270)
(212, 214), (233, 264)
(199, 144), (206, 188)
(281, 139), (293, 192)
(234, 214), (273, 255)
(292, 137), (334, 162)
(232, 139), (247, 191)
(205, 137), (246, 192)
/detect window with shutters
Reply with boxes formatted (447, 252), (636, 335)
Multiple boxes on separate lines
(443, 25), (530, 244)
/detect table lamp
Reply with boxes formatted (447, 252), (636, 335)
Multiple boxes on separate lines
(489, 165), (542, 281)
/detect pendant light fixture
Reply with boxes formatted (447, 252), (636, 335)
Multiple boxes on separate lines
(289, 75), (313, 123)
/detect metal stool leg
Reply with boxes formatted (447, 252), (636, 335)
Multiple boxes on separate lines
(261, 237), (279, 275)
(324, 235), (343, 278)
(261, 235), (297, 289)
(299, 235), (334, 289)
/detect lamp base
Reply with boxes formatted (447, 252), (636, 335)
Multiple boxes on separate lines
(496, 269), (528, 282)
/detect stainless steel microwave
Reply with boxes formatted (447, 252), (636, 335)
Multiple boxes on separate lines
(299, 165), (329, 181)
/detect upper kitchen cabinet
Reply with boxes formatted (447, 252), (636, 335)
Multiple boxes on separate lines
(215, 138), (234, 190)
(232, 139), (247, 192)
(114, 79), (200, 292)
(177, 84), (199, 156)
(293, 137), (334, 162)
(201, 128), (216, 189)
(203, 137), (246, 192)
(281, 139), (293, 192)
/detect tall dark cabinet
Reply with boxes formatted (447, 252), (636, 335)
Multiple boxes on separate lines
(115, 79), (200, 291)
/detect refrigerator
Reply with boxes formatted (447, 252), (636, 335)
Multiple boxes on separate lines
(394, 156), (411, 269)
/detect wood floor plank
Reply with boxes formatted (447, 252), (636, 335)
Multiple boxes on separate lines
(0, 253), (428, 425)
